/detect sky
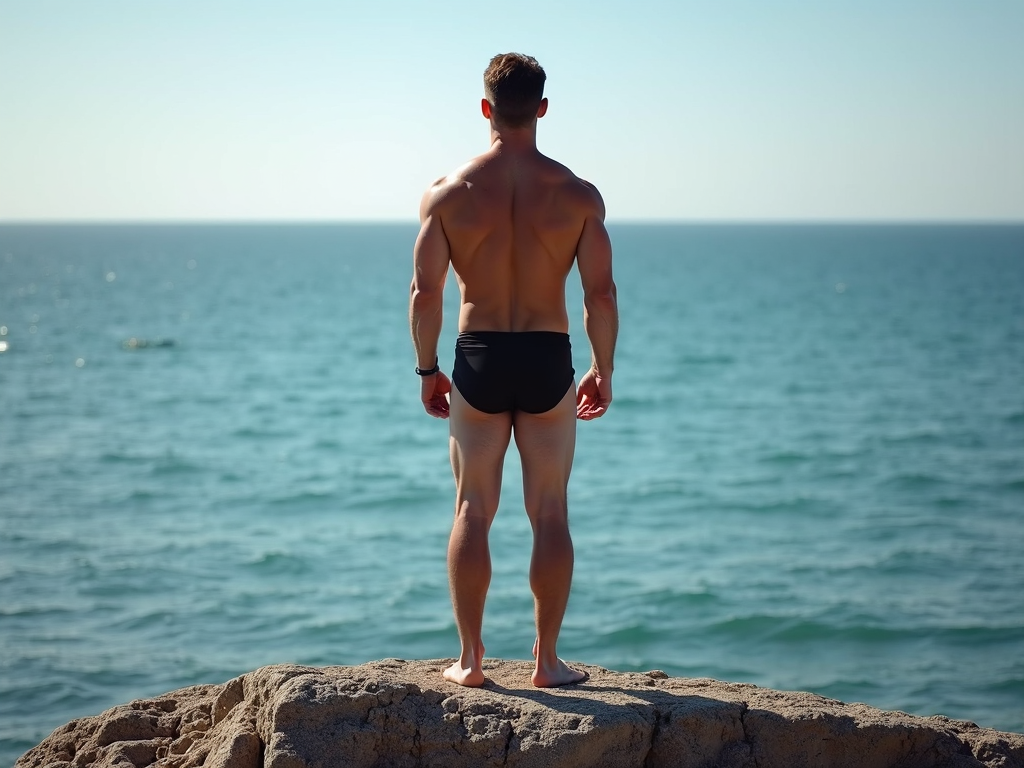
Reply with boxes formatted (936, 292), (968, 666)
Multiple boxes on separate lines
(1, 0), (1022, 222)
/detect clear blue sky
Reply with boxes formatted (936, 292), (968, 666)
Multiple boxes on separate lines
(1, 0), (1022, 221)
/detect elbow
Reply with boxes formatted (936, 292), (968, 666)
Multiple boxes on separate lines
(410, 283), (443, 314)
(584, 281), (618, 310)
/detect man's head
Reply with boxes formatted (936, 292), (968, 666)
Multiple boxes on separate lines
(483, 53), (547, 129)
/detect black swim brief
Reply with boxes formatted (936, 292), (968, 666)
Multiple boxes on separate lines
(453, 331), (575, 414)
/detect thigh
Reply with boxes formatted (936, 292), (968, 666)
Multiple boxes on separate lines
(449, 385), (513, 518)
(513, 385), (577, 519)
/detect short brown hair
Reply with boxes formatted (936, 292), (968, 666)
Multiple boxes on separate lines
(483, 53), (546, 129)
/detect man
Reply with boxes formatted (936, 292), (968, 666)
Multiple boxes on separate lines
(409, 52), (618, 688)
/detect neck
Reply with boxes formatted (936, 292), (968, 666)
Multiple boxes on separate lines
(488, 122), (538, 153)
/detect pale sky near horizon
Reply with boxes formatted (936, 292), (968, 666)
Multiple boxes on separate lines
(1, 1), (1022, 222)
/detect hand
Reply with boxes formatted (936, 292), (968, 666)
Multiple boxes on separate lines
(576, 368), (611, 420)
(421, 371), (452, 419)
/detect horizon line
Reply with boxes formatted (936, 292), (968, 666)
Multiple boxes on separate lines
(2, 217), (1023, 226)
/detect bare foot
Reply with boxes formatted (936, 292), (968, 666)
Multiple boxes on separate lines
(443, 643), (486, 687)
(443, 661), (486, 687)
(532, 657), (587, 688)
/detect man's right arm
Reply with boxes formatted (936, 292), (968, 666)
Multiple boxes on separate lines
(410, 183), (453, 418)
(575, 188), (618, 420)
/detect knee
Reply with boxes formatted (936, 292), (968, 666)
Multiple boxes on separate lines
(526, 495), (569, 526)
(455, 496), (498, 523)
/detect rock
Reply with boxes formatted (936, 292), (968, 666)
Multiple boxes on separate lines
(16, 660), (1024, 768)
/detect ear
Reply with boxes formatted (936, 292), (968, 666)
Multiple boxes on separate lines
(537, 97), (548, 118)
(481, 99), (493, 119)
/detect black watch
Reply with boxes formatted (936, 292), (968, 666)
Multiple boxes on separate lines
(415, 358), (440, 376)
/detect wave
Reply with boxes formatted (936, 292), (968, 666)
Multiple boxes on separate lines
(758, 450), (811, 464)
(232, 427), (296, 439)
(812, 678), (886, 700)
(151, 458), (206, 476)
(110, 609), (178, 632)
(726, 496), (827, 515)
(344, 489), (449, 511)
(313, 438), (342, 450)
(0, 605), (75, 618)
(78, 576), (175, 599)
(596, 621), (667, 645)
(244, 551), (312, 576)
(124, 489), (160, 501)
(881, 430), (944, 446)
(632, 480), (704, 500)
(680, 354), (736, 366)
(385, 579), (446, 607)
(642, 586), (720, 608)
(987, 677), (1024, 694)
(0, 535), (79, 555)
(705, 614), (1024, 646)
(97, 452), (207, 477)
(387, 623), (456, 646)
(880, 472), (949, 489)
(267, 489), (339, 507)
(294, 619), (367, 647)
(99, 452), (150, 465)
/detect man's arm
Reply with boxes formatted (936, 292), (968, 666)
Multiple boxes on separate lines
(410, 186), (453, 418)
(575, 189), (617, 420)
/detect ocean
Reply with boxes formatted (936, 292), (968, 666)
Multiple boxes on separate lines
(1, 223), (1022, 764)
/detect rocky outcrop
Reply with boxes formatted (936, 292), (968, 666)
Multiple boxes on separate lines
(17, 659), (1024, 768)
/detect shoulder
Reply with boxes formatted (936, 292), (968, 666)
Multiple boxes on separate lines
(420, 174), (462, 221)
(560, 173), (606, 222)
(421, 152), (494, 218)
(541, 155), (606, 219)
(573, 177), (606, 220)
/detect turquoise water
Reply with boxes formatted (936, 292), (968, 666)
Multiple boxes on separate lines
(1, 224), (1022, 764)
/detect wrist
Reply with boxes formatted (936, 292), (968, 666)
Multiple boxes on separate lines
(416, 357), (440, 376)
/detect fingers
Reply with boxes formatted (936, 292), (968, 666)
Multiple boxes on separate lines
(421, 372), (451, 418)
(575, 392), (591, 418)
(575, 374), (610, 420)
(424, 394), (450, 419)
(424, 403), (449, 418)
(576, 395), (609, 420)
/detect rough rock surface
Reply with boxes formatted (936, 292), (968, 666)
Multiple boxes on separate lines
(17, 659), (1024, 768)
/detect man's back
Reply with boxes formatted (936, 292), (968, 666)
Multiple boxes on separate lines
(425, 145), (604, 335)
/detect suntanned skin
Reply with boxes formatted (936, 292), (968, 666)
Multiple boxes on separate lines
(410, 94), (618, 689)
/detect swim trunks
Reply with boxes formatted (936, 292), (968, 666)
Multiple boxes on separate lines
(453, 331), (575, 414)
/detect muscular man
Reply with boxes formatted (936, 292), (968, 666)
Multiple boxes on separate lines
(409, 53), (618, 688)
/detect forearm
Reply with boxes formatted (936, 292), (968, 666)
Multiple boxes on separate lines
(409, 284), (444, 368)
(583, 283), (618, 376)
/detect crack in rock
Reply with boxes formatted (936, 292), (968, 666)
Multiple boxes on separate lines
(642, 708), (662, 768)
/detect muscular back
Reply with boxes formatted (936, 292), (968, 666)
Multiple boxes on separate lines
(426, 146), (603, 334)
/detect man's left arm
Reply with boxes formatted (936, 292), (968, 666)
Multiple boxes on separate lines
(409, 187), (452, 418)
(575, 184), (617, 421)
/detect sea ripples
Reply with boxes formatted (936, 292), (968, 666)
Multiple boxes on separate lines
(1, 224), (1023, 765)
